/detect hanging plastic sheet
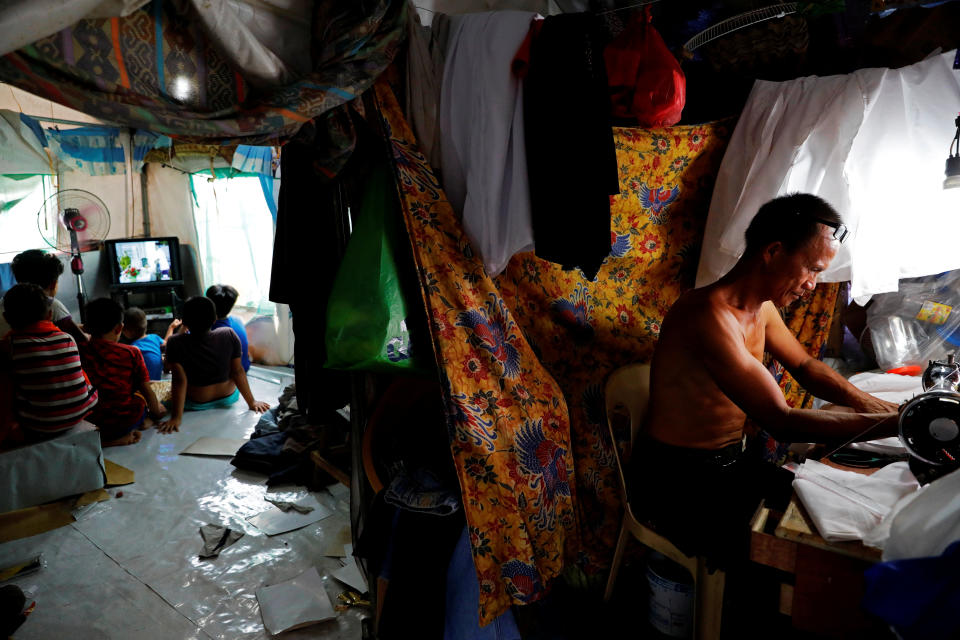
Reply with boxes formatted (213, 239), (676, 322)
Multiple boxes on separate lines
(697, 51), (960, 302)
(45, 126), (125, 176)
(0, 111), (52, 175)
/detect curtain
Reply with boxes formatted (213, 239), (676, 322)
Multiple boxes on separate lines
(0, 0), (406, 144)
(376, 79), (577, 625)
(697, 50), (960, 303)
(190, 174), (274, 313)
(232, 145), (277, 222)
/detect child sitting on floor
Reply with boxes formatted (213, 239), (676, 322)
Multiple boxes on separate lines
(121, 307), (182, 381)
(80, 298), (166, 446)
(0, 284), (98, 438)
(0, 250), (87, 344)
(206, 284), (251, 372)
(159, 296), (269, 433)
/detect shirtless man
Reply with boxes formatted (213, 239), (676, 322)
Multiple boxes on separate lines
(630, 193), (899, 568)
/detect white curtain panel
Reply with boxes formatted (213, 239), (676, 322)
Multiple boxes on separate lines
(697, 51), (960, 303)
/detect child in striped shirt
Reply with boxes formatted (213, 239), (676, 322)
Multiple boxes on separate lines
(0, 284), (98, 438)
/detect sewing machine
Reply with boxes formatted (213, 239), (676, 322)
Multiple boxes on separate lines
(899, 354), (960, 483)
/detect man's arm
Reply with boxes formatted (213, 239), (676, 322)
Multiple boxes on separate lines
(158, 363), (187, 433)
(229, 358), (269, 413)
(762, 302), (899, 413)
(700, 307), (898, 444)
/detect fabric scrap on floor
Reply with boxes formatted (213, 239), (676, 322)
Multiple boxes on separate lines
(198, 524), (244, 560)
(265, 497), (314, 514)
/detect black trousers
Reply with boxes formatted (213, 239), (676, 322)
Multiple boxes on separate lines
(628, 437), (793, 571)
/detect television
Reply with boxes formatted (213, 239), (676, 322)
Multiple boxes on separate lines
(104, 237), (182, 289)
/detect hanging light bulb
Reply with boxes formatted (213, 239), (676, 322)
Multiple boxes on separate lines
(945, 113), (960, 189)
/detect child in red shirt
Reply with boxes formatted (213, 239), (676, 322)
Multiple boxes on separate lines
(80, 298), (165, 446)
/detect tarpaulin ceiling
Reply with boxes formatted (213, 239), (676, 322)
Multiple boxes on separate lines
(0, 0), (406, 144)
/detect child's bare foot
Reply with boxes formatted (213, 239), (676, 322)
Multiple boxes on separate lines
(103, 431), (142, 447)
(140, 417), (153, 431)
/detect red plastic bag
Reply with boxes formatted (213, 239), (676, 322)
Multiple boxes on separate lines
(604, 7), (685, 126)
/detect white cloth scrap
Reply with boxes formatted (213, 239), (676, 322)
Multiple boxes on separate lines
(791, 460), (919, 543)
(883, 466), (960, 562)
(439, 11), (538, 277)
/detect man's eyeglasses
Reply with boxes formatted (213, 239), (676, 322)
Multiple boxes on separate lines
(794, 210), (849, 244)
(815, 218), (849, 244)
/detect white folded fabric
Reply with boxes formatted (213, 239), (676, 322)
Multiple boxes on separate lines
(791, 460), (919, 543)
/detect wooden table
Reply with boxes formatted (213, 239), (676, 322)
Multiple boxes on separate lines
(750, 495), (887, 637)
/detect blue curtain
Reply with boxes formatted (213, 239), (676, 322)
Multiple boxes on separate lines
(234, 145), (278, 223)
(46, 126), (125, 176)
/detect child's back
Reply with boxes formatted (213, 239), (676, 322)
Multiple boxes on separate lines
(166, 326), (240, 385)
(2, 285), (98, 435)
(81, 299), (164, 445)
(81, 338), (150, 433)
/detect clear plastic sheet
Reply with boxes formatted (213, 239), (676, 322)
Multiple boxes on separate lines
(0, 376), (363, 639)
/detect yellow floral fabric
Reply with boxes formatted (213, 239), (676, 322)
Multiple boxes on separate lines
(376, 81), (578, 624)
(772, 283), (842, 409)
(494, 125), (733, 574)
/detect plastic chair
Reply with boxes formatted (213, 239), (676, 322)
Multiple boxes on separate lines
(603, 363), (725, 640)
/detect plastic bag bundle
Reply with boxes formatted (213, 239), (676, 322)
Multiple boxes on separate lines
(867, 269), (960, 371)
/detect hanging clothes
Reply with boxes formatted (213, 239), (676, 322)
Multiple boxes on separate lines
(440, 11), (538, 278)
(405, 9), (451, 176)
(524, 12), (619, 281)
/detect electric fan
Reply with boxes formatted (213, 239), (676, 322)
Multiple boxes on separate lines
(35, 189), (111, 321)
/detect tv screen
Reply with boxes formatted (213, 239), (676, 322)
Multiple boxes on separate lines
(105, 237), (182, 288)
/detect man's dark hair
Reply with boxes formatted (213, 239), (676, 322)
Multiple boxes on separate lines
(12, 249), (64, 290)
(182, 296), (217, 333)
(3, 284), (52, 330)
(84, 298), (124, 337)
(205, 284), (239, 318)
(744, 193), (843, 256)
(123, 307), (148, 338)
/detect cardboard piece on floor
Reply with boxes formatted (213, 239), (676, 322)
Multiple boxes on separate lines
(331, 544), (368, 593)
(322, 525), (352, 558)
(256, 567), (335, 634)
(179, 437), (247, 457)
(0, 501), (74, 544)
(104, 459), (134, 486)
(247, 496), (333, 536)
(75, 488), (110, 508)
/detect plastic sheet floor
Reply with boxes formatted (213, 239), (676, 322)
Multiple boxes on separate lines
(0, 376), (363, 640)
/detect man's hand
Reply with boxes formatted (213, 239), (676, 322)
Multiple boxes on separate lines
(852, 395), (900, 415)
(158, 416), (181, 433)
(248, 400), (270, 413)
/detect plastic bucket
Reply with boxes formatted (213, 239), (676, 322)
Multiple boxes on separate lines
(646, 552), (694, 638)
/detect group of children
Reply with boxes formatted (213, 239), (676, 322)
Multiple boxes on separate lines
(0, 250), (269, 447)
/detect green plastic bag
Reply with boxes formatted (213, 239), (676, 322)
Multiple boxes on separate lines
(324, 165), (427, 373)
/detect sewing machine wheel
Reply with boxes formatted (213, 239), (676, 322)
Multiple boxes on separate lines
(899, 392), (960, 467)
